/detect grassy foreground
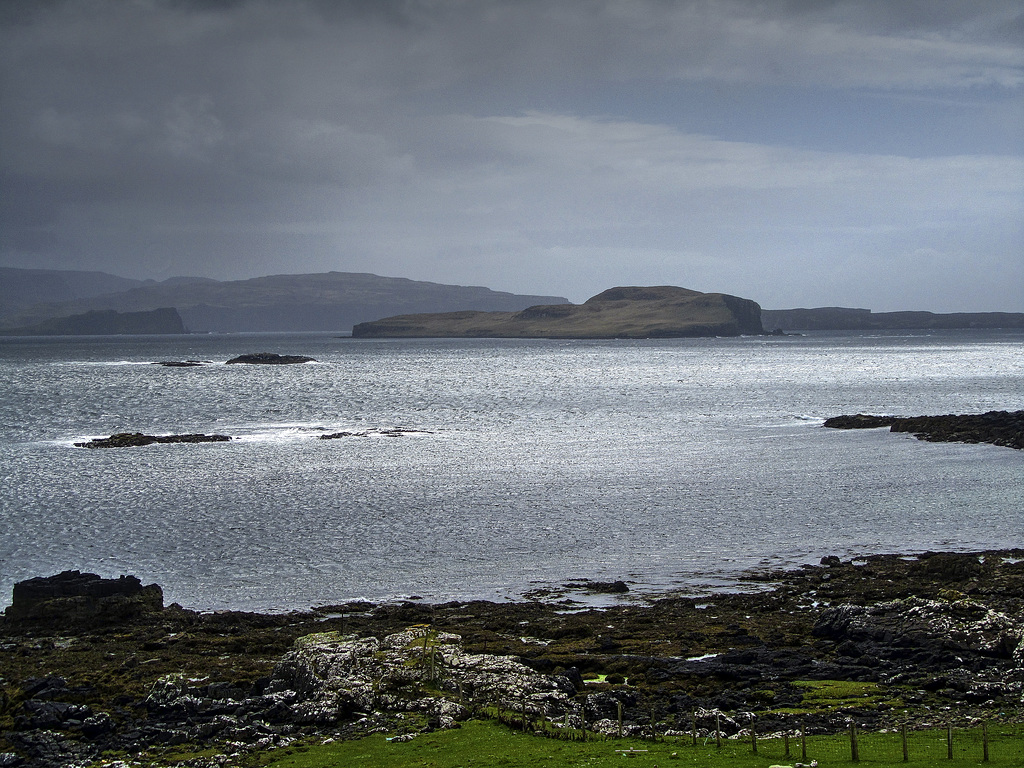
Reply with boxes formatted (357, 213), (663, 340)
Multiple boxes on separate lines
(245, 720), (1024, 768)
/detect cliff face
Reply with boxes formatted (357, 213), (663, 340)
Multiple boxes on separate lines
(352, 286), (763, 339)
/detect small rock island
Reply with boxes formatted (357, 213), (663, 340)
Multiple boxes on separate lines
(225, 352), (316, 364)
(352, 286), (763, 339)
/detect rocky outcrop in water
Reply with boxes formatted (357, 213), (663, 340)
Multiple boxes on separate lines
(73, 433), (231, 448)
(3, 571), (163, 627)
(225, 353), (316, 364)
(823, 410), (1024, 449)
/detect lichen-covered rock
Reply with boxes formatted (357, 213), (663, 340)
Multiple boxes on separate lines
(813, 596), (1021, 659)
(265, 629), (575, 724)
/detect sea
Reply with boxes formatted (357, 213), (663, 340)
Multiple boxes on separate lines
(1, 329), (1022, 613)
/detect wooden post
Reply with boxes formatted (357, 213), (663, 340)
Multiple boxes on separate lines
(784, 733), (790, 757)
(947, 724), (953, 760)
(983, 721), (989, 762)
(581, 703), (586, 742)
(750, 724), (757, 754)
(691, 709), (697, 746)
(902, 723), (909, 762)
(617, 701), (623, 738)
(522, 695), (528, 732)
(801, 721), (808, 760)
(850, 722), (859, 762)
(715, 713), (722, 749)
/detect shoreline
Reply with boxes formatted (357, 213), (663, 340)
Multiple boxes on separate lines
(2, 548), (1023, 767)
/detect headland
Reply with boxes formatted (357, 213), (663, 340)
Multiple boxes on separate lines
(352, 286), (763, 338)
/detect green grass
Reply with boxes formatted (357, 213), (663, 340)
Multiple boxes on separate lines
(248, 720), (1024, 768)
(767, 679), (904, 714)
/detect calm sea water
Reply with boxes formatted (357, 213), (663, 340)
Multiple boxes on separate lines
(1, 330), (1022, 612)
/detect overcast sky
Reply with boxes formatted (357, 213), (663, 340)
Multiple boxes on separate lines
(1, 1), (1021, 311)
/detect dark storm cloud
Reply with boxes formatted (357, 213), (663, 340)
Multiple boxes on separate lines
(1, 0), (1021, 311)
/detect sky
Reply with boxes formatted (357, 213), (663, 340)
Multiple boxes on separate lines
(1, 1), (1022, 312)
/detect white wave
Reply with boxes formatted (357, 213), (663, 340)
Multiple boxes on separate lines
(230, 423), (434, 443)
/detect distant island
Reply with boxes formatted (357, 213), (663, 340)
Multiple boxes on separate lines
(762, 306), (1024, 331)
(1, 307), (185, 336)
(352, 286), (763, 338)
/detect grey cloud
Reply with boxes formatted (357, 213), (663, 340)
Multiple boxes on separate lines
(1, 0), (1021, 311)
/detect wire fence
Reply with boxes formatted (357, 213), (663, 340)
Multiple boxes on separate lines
(485, 703), (1023, 764)
(703, 723), (1022, 764)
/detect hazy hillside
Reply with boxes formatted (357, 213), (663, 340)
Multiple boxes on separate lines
(3, 308), (186, 336)
(0, 269), (568, 333)
(0, 268), (147, 317)
(353, 286), (764, 338)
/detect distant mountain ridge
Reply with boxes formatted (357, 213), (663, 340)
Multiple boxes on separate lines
(0, 269), (568, 333)
(353, 286), (764, 338)
(2, 267), (1020, 335)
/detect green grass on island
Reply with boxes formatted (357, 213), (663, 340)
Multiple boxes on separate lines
(185, 720), (1023, 768)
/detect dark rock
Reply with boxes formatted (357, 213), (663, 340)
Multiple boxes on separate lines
(824, 410), (1024, 450)
(80, 712), (116, 738)
(585, 580), (630, 594)
(4, 570), (163, 625)
(225, 352), (316, 364)
(20, 677), (68, 700)
(562, 667), (585, 691)
(822, 414), (898, 430)
(74, 432), (231, 448)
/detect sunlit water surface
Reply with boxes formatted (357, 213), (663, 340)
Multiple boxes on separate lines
(1, 330), (1021, 612)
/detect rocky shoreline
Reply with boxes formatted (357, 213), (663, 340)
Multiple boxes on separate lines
(2, 551), (1022, 767)
(824, 410), (1024, 450)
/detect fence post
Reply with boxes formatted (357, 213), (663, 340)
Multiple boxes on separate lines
(983, 721), (989, 762)
(801, 721), (807, 760)
(850, 722), (859, 762)
(750, 724), (757, 754)
(947, 724), (953, 760)
(617, 701), (623, 738)
(715, 713), (722, 749)
(691, 709), (697, 746)
(902, 723), (908, 762)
